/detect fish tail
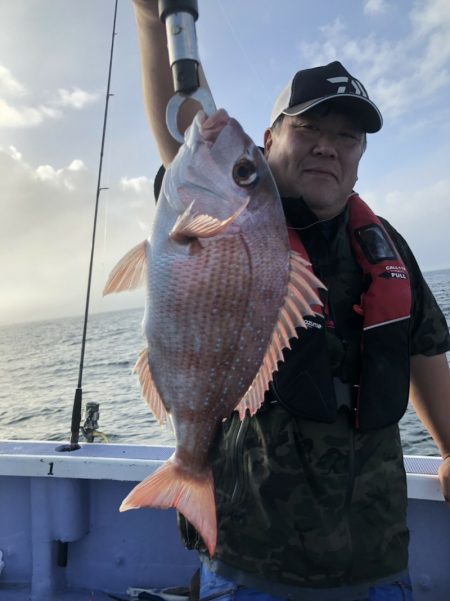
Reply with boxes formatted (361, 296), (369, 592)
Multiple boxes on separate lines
(119, 457), (217, 556)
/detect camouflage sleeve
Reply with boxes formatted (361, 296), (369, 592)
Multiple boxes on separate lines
(380, 218), (450, 357)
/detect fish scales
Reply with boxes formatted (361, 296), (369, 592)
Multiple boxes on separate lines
(147, 235), (288, 473)
(103, 108), (324, 556)
(148, 235), (287, 411)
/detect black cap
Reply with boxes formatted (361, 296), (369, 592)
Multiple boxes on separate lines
(270, 61), (382, 133)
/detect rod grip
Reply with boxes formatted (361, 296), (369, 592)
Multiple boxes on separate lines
(70, 387), (82, 444)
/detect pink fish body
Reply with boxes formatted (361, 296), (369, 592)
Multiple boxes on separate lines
(104, 109), (323, 556)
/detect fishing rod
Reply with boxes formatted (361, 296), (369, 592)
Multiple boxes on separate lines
(59, 0), (209, 451)
(59, 0), (118, 452)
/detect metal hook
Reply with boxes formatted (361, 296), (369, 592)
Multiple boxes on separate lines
(166, 88), (217, 143)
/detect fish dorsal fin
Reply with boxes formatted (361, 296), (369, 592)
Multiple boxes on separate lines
(103, 241), (148, 295)
(133, 349), (171, 429)
(169, 198), (248, 241)
(235, 251), (325, 419)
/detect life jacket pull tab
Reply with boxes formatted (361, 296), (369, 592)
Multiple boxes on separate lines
(353, 303), (364, 316)
(353, 293), (365, 316)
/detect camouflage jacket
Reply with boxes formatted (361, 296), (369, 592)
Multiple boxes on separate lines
(178, 199), (450, 597)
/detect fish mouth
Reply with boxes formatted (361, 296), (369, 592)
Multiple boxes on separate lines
(199, 109), (230, 144)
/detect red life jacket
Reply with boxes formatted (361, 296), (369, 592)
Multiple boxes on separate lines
(285, 193), (412, 431)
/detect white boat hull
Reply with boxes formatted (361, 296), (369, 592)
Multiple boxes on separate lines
(0, 442), (448, 600)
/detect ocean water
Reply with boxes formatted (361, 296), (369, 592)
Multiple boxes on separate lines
(0, 269), (449, 455)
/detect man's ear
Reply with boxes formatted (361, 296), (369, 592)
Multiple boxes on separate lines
(263, 128), (273, 157)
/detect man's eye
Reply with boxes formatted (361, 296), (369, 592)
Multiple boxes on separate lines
(298, 123), (319, 132)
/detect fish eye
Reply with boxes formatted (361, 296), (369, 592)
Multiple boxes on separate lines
(232, 159), (259, 187)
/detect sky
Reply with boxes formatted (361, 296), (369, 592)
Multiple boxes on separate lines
(1, 0), (449, 326)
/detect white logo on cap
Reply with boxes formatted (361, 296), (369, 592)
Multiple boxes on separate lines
(327, 77), (368, 97)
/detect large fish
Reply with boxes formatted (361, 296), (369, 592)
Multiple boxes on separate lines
(103, 109), (323, 556)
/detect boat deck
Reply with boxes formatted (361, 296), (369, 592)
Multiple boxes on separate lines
(0, 442), (448, 600)
(0, 585), (191, 601)
(0, 589), (113, 601)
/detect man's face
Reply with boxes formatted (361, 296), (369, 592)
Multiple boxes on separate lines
(264, 107), (365, 219)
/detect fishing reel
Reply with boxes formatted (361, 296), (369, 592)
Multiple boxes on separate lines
(81, 401), (108, 443)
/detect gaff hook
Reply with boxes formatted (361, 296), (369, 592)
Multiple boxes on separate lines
(166, 88), (216, 143)
(159, 0), (216, 143)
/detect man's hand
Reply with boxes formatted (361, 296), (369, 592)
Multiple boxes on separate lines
(438, 455), (450, 506)
(133, 0), (211, 166)
(410, 353), (450, 507)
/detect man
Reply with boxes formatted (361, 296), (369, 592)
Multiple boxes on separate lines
(132, 2), (450, 600)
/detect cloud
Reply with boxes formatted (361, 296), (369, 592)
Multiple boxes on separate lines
(120, 176), (153, 193)
(298, 0), (450, 121)
(0, 146), (154, 324)
(0, 98), (58, 128)
(68, 159), (87, 172)
(33, 161), (88, 191)
(410, 0), (450, 38)
(0, 63), (59, 127)
(360, 177), (450, 271)
(0, 63), (100, 128)
(0, 65), (27, 97)
(364, 0), (388, 15)
(4, 145), (22, 161)
(0, 149), (88, 191)
(56, 87), (100, 110)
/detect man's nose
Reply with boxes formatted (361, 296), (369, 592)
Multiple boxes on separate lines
(311, 134), (338, 158)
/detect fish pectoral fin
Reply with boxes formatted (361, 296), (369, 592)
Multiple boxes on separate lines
(235, 251), (326, 420)
(103, 241), (148, 295)
(119, 456), (217, 557)
(169, 198), (248, 241)
(133, 348), (171, 429)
